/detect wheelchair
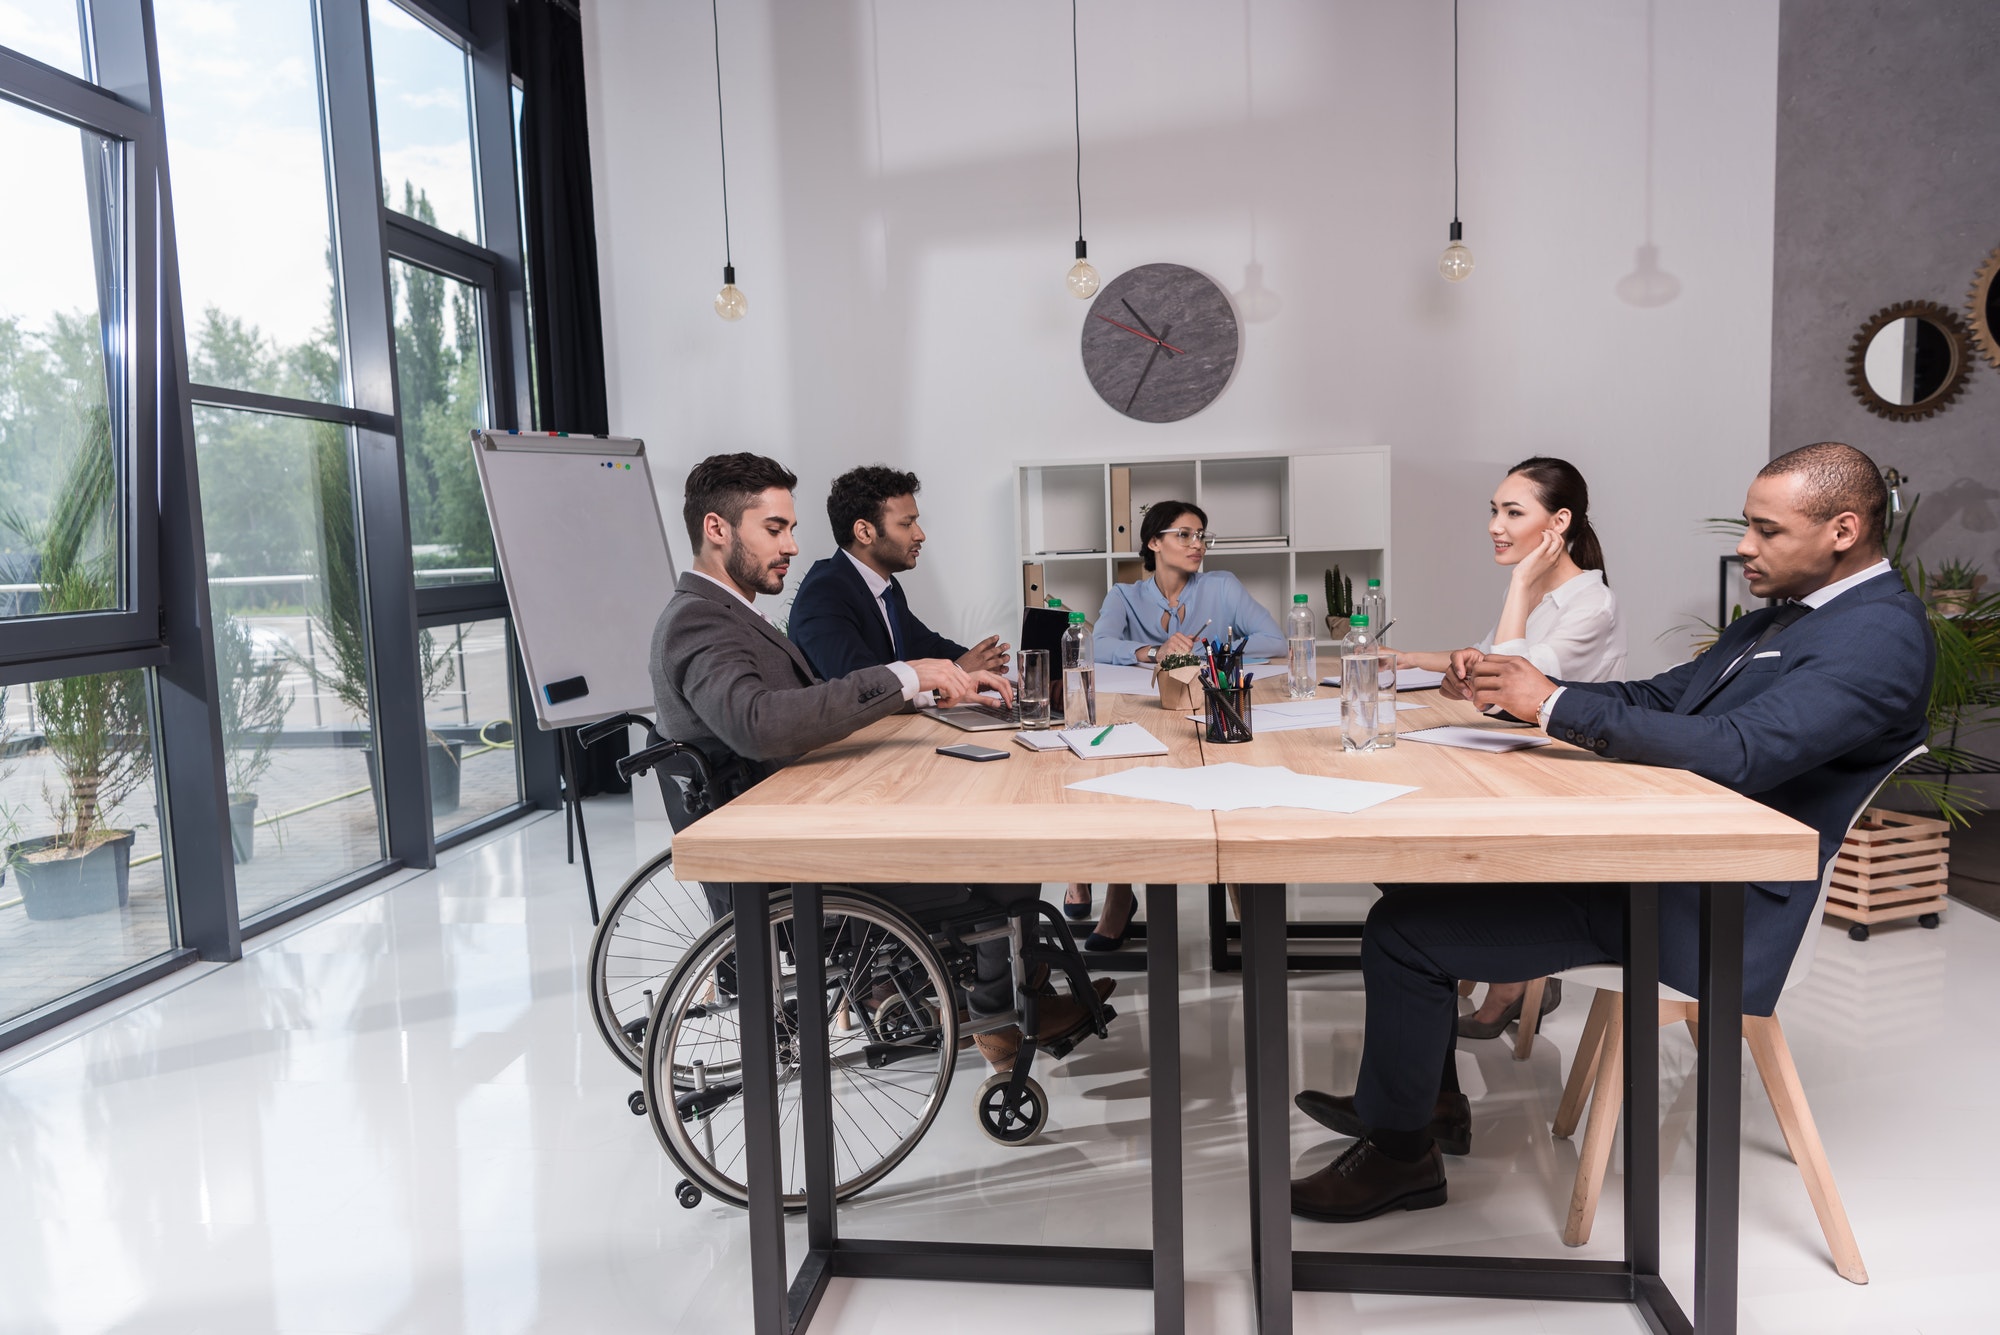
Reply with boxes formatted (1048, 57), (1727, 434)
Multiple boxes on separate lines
(577, 714), (1119, 1211)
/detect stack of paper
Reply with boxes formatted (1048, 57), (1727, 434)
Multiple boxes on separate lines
(1400, 726), (1552, 753)
(1068, 762), (1414, 813)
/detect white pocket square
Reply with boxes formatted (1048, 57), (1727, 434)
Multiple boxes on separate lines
(1752, 650), (1782, 659)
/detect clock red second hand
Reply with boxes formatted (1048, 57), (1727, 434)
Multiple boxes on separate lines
(1093, 313), (1185, 356)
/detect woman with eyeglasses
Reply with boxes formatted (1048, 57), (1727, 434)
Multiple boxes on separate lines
(1065, 500), (1286, 942)
(1388, 456), (1626, 1041)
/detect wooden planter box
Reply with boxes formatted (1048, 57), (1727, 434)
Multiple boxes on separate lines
(1825, 807), (1949, 941)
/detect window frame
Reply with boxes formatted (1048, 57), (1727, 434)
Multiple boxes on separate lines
(0, 45), (163, 682)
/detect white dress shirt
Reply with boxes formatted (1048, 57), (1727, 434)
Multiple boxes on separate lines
(1477, 569), (1626, 682)
(841, 549), (927, 702)
(693, 567), (920, 701)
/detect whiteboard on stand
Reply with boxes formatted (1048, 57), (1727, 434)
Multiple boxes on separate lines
(469, 429), (676, 729)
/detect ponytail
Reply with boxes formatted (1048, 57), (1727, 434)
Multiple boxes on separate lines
(1506, 456), (1606, 582)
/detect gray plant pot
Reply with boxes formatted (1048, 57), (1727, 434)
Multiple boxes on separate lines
(10, 831), (136, 920)
(229, 794), (259, 865)
(428, 738), (464, 816)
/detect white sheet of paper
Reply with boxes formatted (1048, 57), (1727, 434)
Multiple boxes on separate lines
(1320, 666), (1446, 691)
(1068, 762), (1415, 813)
(1090, 663), (1168, 695)
(1056, 723), (1170, 759)
(1014, 730), (1069, 751)
(1399, 725), (1553, 753)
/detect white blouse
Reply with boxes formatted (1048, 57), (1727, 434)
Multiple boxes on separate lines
(1476, 569), (1626, 682)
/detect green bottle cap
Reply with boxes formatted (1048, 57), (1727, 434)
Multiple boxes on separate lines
(1350, 614), (1369, 627)
(1046, 596), (1062, 607)
(1293, 593), (1309, 603)
(1367, 578), (1381, 588)
(1068, 611), (1085, 624)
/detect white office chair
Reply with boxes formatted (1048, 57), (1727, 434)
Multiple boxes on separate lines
(1548, 744), (1928, 1285)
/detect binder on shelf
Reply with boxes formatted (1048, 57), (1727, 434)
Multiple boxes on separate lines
(1113, 557), (1146, 585)
(1109, 466), (1133, 551)
(1021, 562), (1045, 605)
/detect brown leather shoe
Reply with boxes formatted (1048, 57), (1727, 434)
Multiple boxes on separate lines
(1294, 1089), (1472, 1157)
(973, 979), (1117, 1072)
(1290, 1140), (1447, 1223)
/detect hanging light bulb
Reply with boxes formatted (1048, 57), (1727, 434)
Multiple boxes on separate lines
(1067, 240), (1100, 300)
(1439, 220), (1474, 282)
(715, 264), (748, 321)
(1436, 0), (1475, 283)
(709, 0), (746, 321)
(1064, 0), (1100, 298)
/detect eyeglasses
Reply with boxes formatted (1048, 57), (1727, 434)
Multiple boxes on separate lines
(1158, 528), (1211, 545)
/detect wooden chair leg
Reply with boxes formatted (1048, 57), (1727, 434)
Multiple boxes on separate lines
(1554, 989), (1615, 1138)
(1458, 978), (1477, 998)
(1512, 976), (1548, 1061)
(1744, 1013), (1869, 1285)
(1564, 1003), (1625, 1246)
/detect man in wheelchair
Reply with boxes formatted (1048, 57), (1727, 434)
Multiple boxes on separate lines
(648, 452), (1116, 1072)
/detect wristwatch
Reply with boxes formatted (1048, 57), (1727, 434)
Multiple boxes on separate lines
(1140, 645), (1158, 664)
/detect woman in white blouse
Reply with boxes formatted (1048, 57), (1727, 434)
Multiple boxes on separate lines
(1397, 456), (1626, 1039)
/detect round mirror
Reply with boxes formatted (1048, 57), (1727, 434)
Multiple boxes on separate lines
(1846, 300), (1972, 421)
(1970, 246), (2000, 370)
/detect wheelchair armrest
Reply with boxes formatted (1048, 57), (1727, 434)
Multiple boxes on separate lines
(576, 712), (659, 750)
(618, 738), (715, 790)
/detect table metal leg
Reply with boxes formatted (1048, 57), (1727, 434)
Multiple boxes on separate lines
(792, 881), (839, 1332)
(1240, 884), (1293, 1335)
(1695, 884), (1745, 1334)
(732, 882), (787, 1335)
(1623, 882), (1662, 1283)
(1147, 885), (1185, 1335)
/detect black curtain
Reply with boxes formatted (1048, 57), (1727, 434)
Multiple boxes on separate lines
(513, 0), (628, 793)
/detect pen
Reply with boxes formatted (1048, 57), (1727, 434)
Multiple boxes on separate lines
(1090, 724), (1115, 746)
(1377, 618), (1397, 639)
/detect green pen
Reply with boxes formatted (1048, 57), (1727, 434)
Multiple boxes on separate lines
(1090, 724), (1115, 746)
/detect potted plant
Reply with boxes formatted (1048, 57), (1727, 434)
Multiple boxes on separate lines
(1, 411), (152, 918)
(1929, 558), (1987, 615)
(1323, 565), (1355, 640)
(1154, 651), (1205, 711)
(214, 612), (291, 862)
(296, 422), (465, 815)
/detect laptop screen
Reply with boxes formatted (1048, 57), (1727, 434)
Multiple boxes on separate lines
(1019, 606), (1070, 657)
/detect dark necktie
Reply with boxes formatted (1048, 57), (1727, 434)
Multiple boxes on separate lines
(1698, 601), (1811, 706)
(883, 580), (909, 660)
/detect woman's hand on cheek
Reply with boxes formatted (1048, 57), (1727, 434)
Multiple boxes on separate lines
(1512, 527), (1566, 583)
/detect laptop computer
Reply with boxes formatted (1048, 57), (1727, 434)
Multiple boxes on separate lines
(920, 607), (1071, 731)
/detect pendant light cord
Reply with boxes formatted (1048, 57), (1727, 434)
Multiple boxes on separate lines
(1072, 0), (1084, 242)
(712, 0), (733, 267)
(1451, 0), (1460, 223)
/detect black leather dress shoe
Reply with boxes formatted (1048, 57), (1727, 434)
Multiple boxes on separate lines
(1290, 1140), (1447, 1222)
(1294, 1089), (1472, 1157)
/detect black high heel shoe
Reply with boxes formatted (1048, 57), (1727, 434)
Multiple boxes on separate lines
(1063, 887), (1094, 921)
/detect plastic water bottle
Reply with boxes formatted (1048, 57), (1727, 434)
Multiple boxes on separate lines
(1285, 594), (1318, 699)
(1359, 579), (1387, 646)
(1340, 613), (1379, 752)
(1061, 611), (1097, 728)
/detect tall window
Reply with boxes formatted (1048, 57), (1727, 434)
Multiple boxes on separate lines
(371, 0), (480, 243)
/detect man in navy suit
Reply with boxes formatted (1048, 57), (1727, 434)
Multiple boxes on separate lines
(1291, 442), (1934, 1223)
(788, 465), (1010, 684)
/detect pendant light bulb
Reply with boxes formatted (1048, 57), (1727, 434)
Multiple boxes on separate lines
(1438, 220), (1474, 283)
(714, 265), (748, 321)
(1067, 239), (1100, 300)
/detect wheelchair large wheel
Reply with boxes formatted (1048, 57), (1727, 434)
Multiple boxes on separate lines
(642, 891), (958, 1210)
(588, 847), (713, 1071)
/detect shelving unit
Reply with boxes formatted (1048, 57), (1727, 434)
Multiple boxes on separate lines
(1016, 449), (1391, 644)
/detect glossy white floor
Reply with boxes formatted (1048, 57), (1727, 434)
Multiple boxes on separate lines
(1, 797), (1988, 1334)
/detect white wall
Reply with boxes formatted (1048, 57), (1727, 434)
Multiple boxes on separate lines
(583, 0), (1780, 675)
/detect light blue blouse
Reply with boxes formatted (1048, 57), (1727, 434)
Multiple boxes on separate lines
(1092, 570), (1288, 665)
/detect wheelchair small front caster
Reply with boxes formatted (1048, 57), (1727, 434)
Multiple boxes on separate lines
(675, 1179), (702, 1209)
(975, 1071), (1048, 1146)
(628, 1089), (648, 1116)
(1920, 912), (1941, 929)
(1847, 923), (1869, 942)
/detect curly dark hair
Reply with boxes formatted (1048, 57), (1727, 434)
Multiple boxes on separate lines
(827, 464), (921, 550)
(682, 452), (797, 547)
(1139, 500), (1207, 572)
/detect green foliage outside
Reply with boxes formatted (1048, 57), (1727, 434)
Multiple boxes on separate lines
(212, 613), (291, 799)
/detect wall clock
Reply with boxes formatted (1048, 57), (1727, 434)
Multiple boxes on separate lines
(1080, 263), (1239, 423)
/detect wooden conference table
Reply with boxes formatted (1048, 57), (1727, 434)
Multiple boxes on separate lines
(672, 681), (1817, 1335)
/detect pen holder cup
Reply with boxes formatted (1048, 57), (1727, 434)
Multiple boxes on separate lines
(1203, 684), (1255, 744)
(1157, 665), (1203, 713)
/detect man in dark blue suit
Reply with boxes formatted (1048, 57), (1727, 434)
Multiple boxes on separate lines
(1291, 442), (1934, 1222)
(789, 465), (1010, 683)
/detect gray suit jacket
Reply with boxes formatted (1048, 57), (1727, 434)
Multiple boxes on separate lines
(650, 572), (908, 796)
